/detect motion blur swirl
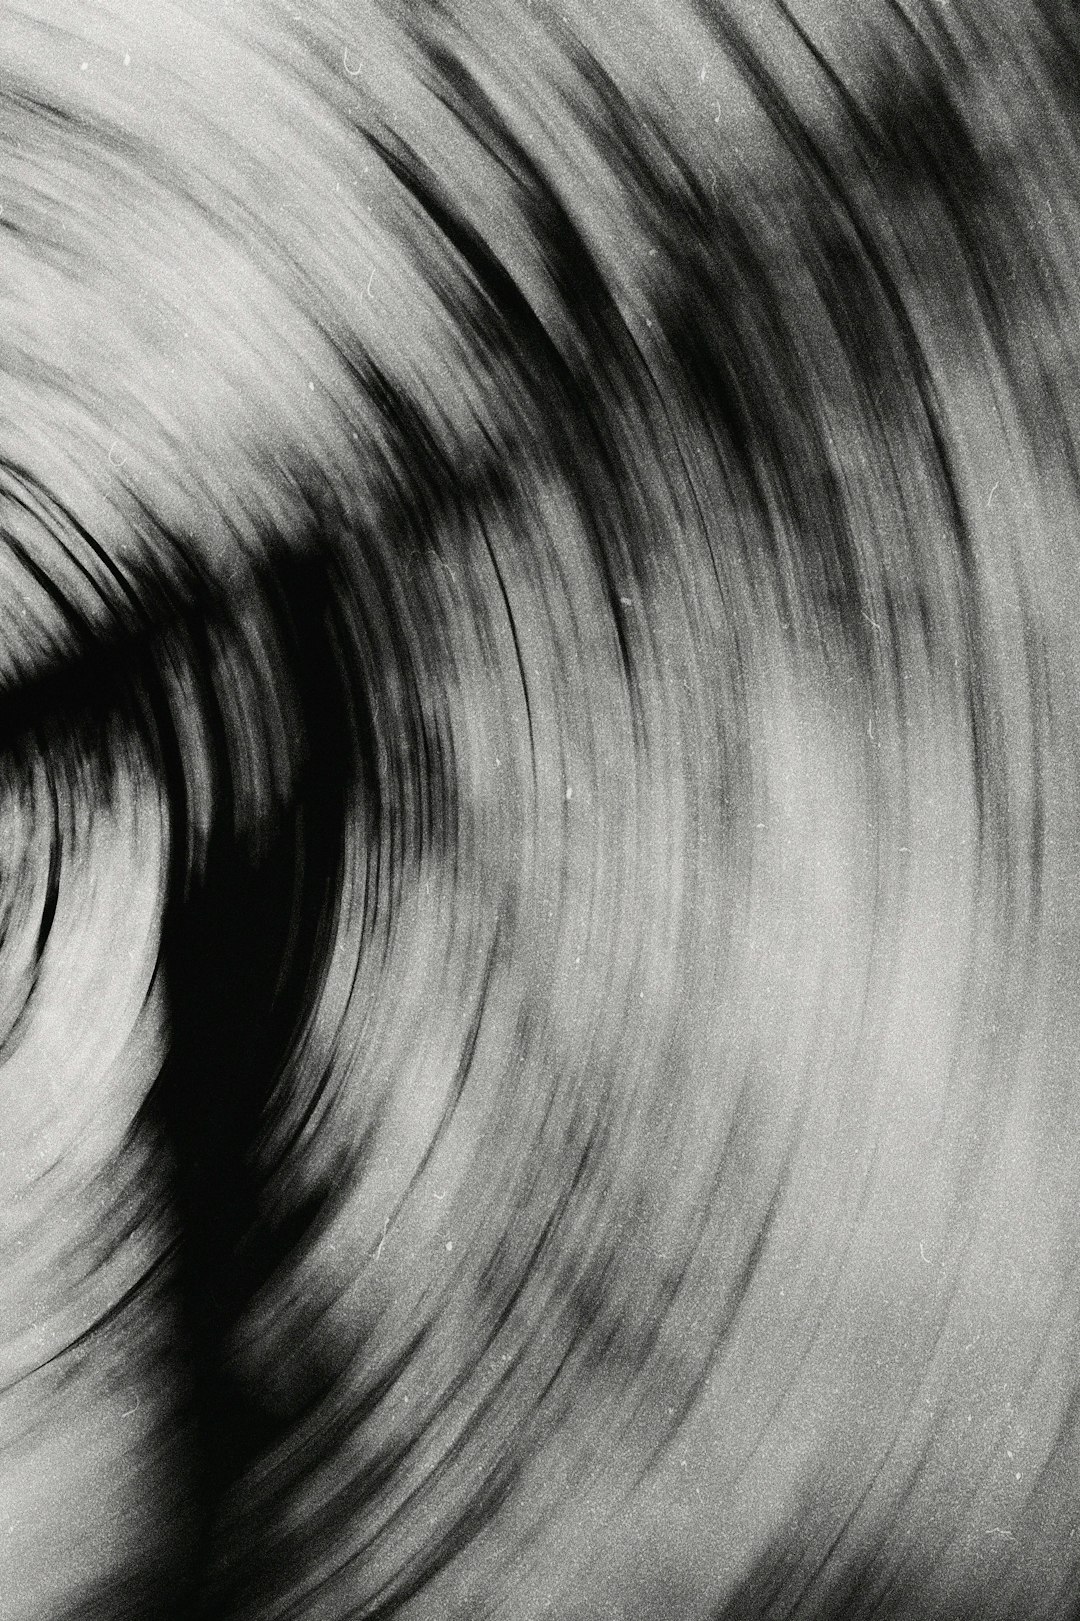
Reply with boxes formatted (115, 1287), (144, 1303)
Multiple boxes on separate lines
(2, 1), (1080, 1617)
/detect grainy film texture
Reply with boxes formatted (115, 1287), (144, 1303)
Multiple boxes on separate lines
(1, 2), (1079, 1618)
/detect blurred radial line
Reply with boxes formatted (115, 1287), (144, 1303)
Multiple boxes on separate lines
(0, 464), (140, 646)
(408, 924), (499, 1198)
(326, 1317), (585, 1620)
(478, 512), (536, 777)
(360, 111), (651, 726)
(30, 768), (61, 972)
(0, 1242), (172, 1401)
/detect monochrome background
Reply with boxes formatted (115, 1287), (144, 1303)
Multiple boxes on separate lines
(1, 2), (1079, 1617)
